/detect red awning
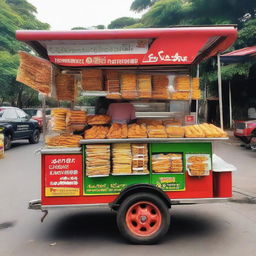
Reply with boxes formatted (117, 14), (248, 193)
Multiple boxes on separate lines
(221, 46), (256, 64)
(16, 26), (237, 67)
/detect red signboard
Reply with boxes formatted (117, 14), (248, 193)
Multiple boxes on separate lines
(44, 154), (82, 197)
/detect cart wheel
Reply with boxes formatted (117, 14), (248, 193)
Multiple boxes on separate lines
(117, 193), (170, 244)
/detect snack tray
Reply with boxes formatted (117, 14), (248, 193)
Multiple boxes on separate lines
(80, 137), (228, 144)
(87, 174), (109, 178)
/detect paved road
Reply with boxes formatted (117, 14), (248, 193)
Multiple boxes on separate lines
(0, 138), (255, 256)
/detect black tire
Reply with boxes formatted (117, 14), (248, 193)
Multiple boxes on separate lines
(29, 129), (40, 144)
(4, 134), (11, 150)
(116, 193), (170, 244)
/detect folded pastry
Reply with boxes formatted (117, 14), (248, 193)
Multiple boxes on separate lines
(84, 126), (109, 139)
(87, 115), (111, 125)
(128, 124), (147, 138)
(166, 126), (185, 138)
(137, 119), (163, 126)
(107, 123), (128, 139)
(147, 125), (167, 138)
(51, 108), (68, 131)
(121, 73), (138, 99)
(137, 74), (152, 98)
(46, 134), (82, 147)
(152, 154), (171, 173)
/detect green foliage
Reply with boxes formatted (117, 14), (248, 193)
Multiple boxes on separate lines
(0, 0), (50, 107)
(108, 17), (140, 29)
(130, 0), (158, 12)
(236, 19), (256, 48)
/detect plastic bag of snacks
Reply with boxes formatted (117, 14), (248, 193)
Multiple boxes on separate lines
(131, 144), (149, 174)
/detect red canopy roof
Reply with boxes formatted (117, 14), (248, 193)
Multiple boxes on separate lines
(16, 26), (237, 67)
(221, 46), (256, 64)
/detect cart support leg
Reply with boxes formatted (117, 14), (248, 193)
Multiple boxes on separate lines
(41, 210), (48, 223)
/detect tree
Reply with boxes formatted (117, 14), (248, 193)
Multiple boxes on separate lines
(108, 17), (140, 29)
(0, 0), (49, 107)
(130, 0), (158, 12)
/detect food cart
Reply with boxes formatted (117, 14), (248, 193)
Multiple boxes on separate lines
(16, 26), (237, 244)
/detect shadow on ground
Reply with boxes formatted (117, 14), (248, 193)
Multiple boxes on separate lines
(41, 208), (222, 244)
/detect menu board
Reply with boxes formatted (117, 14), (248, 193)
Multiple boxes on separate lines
(44, 154), (82, 197)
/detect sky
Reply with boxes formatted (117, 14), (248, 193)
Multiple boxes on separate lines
(28, 0), (143, 30)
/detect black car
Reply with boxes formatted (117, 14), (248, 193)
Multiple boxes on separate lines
(0, 107), (40, 150)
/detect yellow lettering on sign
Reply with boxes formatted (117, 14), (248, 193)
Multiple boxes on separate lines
(45, 187), (80, 197)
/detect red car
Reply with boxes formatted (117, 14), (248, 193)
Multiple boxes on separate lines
(234, 120), (256, 149)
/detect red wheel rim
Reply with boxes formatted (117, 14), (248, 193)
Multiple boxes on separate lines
(125, 201), (162, 236)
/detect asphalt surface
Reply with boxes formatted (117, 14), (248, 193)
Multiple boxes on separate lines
(0, 137), (255, 256)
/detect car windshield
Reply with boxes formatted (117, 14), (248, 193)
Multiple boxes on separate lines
(23, 109), (37, 116)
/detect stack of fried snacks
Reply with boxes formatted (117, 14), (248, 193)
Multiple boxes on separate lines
(84, 126), (109, 139)
(169, 154), (183, 173)
(55, 73), (76, 101)
(45, 134), (82, 147)
(87, 115), (111, 125)
(81, 69), (103, 91)
(166, 126), (185, 138)
(192, 77), (200, 90)
(187, 155), (209, 176)
(152, 154), (171, 173)
(112, 143), (132, 174)
(152, 75), (170, 99)
(131, 144), (149, 174)
(86, 145), (110, 176)
(147, 125), (167, 138)
(170, 91), (190, 100)
(192, 90), (201, 100)
(106, 70), (121, 98)
(174, 75), (190, 91)
(66, 110), (87, 132)
(106, 80), (121, 99)
(16, 51), (52, 94)
(51, 108), (68, 131)
(127, 124), (147, 138)
(137, 74), (152, 98)
(121, 73), (138, 99)
(199, 123), (227, 137)
(184, 124), (227, 138)
(107, 123), (128, 139)
(184, 125), (205, 138)
(137, 119), (163, 126)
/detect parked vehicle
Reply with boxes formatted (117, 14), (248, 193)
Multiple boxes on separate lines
(23, 108), (51, 132)
(234, 120), (256, 149)
(0, 107), (40, 150)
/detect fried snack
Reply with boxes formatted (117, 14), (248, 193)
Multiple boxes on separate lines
(168, 153), (183, 173)
(189, 169), (206, 176)
(166, 126), (185, 138)
(46, 134), (82, 147)
(192, 89), (201, 100)
(0, 134), (4, 159)
(16, 51), (51, 94)
(106, 70), (119, 80)
(152, 75), (170, 99)
(137, 119), (163, 126)
(81, 69), (103, 91)
(131, 144), (148, 174)
(121, 73), (138, 99)
(87, 115), (111, 125)
(112, 143), (132, 174)
(184, 125), (205, 138)
(199, 123), (228, 138)
(107, 123), (128, 139)
(192, 77), (200, 90)
(174, 75), (190, 91)
(147, 125), (167, 138)
(106, 80), (121, 99)
(51, 108), (68, 131)
(127, 124), (147, 138)
(170, 91), (190, 100)
(137, 74), (152, 98)
(55, 73), (76, 101)
(84, 126), (109, 139)
(188, 155), (208, 163)
(86, 144), (110, 176)
(152, 154), (171, 173)
(66, 110), (87, 125)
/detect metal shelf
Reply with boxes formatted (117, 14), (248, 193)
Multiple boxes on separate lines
(80, 137), (228, 144)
